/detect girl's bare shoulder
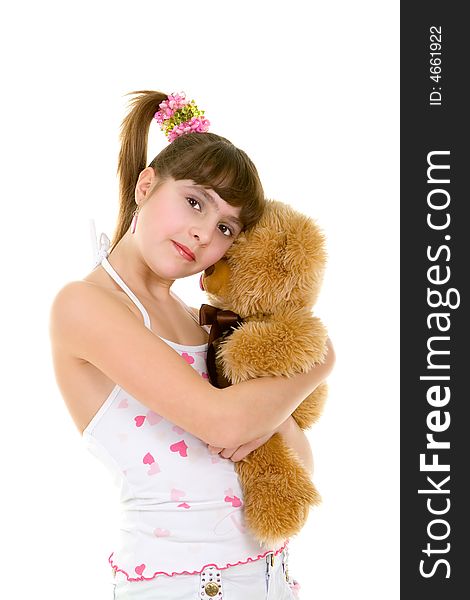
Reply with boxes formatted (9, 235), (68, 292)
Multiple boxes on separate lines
(49, 280), (227, 446)
(51, 277), (124, 314)
(49, 279), (140, 368)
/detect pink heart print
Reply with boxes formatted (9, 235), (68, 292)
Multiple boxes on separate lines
(170, 440), (188, 457)
(143, 452), (160, 475)
(171, 488), (186, 501)
(224, 495), (242, 508)
(177, 502), (191, 509)
(118, 399), (128, 409)
(181, 352), (195, 365)
(147, 463), (160, 476)
(134, 415), (146, 427)
(172, 425), (185, 434)
(154, 528), (170, 537)
(143, 452), (155, 465)
(135, 564), (146, 576)
(146, 410), (162, 425)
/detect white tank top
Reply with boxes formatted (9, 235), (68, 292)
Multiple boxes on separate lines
(83, 223), (288, 581)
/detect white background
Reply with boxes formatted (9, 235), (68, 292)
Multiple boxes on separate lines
(0, 1), (399, 598)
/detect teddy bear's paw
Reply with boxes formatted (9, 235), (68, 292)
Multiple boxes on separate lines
(217, 315), (328, 383)
(292, 382), (328, 429)
(242, 480), (320, 544)
(235, 436), (321, 542)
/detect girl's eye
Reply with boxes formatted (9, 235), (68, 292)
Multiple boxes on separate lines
(186, 197), (201, 210)
(187, 196), (233, 237)
(219, 224), (233, 237)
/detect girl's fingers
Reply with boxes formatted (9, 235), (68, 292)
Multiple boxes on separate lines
(208, 431), (275, 462)
(220, 447), (239, 459)
(207, 444), (240, 460)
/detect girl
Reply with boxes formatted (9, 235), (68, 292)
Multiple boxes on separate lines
(49, 90), (335, 599)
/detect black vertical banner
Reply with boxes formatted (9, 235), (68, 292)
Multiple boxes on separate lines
(401, 3), (468, 598)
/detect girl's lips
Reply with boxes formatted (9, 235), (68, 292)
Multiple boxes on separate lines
(172, 241), (195, 261)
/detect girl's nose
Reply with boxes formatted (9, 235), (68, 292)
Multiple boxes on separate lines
(191, 224), (214, 246)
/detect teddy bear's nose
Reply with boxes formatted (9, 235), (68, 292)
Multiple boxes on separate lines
(204, 264), (215, 276)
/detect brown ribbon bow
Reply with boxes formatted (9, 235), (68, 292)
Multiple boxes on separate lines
(199, 303), (243, 388)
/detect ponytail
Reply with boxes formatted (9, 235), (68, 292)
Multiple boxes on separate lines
(111, 90), (168, 252)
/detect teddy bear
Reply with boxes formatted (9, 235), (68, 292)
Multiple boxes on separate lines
(198, 199), (330, 546)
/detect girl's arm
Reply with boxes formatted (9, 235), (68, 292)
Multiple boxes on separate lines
(51, 283), (335, 449)
(208, 416), (314, 474)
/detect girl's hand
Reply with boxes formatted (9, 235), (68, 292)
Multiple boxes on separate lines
(207, 423), (285, 462)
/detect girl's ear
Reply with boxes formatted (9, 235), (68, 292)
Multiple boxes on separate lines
(135, 166), (158, 202)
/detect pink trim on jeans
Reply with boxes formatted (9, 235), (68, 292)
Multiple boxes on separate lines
(109, 539), (289, 582)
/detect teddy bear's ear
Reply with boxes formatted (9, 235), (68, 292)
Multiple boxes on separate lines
(282, 227), (326, 300)
(268, 202), (328, 304)
(221, 200), (327, 312)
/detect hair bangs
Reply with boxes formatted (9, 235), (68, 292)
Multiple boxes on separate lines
(157, 135), (264, 231)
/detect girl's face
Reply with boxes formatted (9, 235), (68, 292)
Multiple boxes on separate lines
(136, 175), (243, 279)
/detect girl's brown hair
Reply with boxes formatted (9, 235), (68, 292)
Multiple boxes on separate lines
(110, 90), (265, 253)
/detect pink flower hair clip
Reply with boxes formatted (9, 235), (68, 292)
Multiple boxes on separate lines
(154, 92), (210, 142)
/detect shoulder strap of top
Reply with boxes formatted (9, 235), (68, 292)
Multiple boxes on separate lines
(89, 219), (152, 330)
(89, 219), (206, 333)
(101, 257), (152, 330)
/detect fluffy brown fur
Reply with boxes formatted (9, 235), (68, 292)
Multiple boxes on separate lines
(200, 200), (329, 546)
